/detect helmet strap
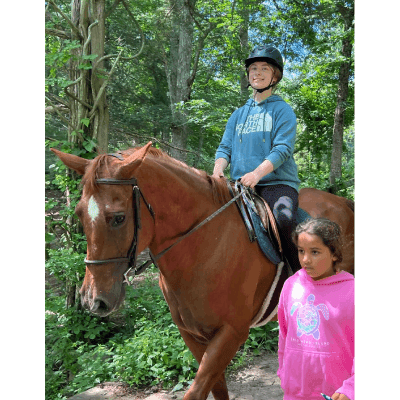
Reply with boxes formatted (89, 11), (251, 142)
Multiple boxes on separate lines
(254, 81), (276, 93)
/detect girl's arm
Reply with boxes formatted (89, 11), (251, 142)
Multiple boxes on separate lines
(332, 358), (355, 400)
(332, 306), (356, 400)
(277, 290), (288, 379)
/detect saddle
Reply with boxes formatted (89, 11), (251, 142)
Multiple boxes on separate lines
(227, 181), (310, 268)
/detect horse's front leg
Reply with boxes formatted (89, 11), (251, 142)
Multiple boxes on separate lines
(178, 328), (229, 400)
(182, 324), (248, 400)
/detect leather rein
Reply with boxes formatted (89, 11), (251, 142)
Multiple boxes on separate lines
(83, 153), (245, 285)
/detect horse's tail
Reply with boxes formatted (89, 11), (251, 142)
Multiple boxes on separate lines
(345, 199), (354, 213)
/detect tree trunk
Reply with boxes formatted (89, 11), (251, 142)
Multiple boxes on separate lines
(89, 0), (109, 153)
(69, 0), (85, 146)
(67, 0), (109, 153)
(166, 0), (196, 161)
(329, 5), (354, 193)
(164, 0), (218, 162)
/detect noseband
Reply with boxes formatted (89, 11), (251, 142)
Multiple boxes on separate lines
(83, 153), (246, 285)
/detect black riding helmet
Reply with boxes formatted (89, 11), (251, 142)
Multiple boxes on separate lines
(245, 45), (284, 93)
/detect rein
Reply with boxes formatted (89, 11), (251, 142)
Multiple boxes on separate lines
(83, 154), (246, 285)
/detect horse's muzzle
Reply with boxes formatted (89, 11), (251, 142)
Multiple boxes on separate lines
(80, 277), (126, 317)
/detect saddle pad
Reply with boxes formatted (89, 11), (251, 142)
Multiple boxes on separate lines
(246, 205), (311, 267)
(246, 206), (283, 266)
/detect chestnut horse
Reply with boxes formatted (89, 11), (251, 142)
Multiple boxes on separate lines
(51, 142), (354, 400)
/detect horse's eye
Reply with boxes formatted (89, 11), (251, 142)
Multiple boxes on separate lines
(111, 214), (125, 227)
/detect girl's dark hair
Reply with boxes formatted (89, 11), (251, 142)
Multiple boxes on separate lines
(292, 218), (343, 266)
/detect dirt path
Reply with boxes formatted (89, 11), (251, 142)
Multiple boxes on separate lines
(68, 351), (284, 400)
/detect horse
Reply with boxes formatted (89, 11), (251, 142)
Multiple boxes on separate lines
(51, 142), (354, 400)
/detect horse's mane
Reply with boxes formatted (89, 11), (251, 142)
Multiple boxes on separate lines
(80, 153), (110, 195)
(81, 146), (231, 205)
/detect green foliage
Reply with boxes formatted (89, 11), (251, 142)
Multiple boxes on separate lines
(45, 295), (117, 399)
(229, 322), (280, 371)
(45, 38), (81, 90)
(46, 248), (86, 287)
(45, 271), (202, 399)
(246, 323), (280, 355)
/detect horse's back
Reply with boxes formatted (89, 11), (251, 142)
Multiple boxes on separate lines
(298, 188), (354, 274)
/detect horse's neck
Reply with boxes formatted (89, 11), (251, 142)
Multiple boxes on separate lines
(137, 158), (214, 243)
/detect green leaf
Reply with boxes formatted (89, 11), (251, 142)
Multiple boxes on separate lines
(172, 382), (184, 392)
(83, 140), (96, 152)
(81, 118), (90, 127)
(45, 233), (55, 243)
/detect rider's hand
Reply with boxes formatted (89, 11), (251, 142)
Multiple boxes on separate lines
(212, 158), (228, 180)
(331, 393), (350, 400)
(241, 160), (273, 189)
(240, 171), (260, 189)
(212, 172), (225, 179)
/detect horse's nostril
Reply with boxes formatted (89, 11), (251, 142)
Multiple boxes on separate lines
(98, 300), (108, 311)
(91, 298), (109, 314)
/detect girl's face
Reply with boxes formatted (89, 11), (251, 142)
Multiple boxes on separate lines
(248, 61), (276, 89)
(297, 232), (337, 281)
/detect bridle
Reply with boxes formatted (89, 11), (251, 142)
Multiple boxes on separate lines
(83, 153), (245, 285)
(83, 175), (156, 284)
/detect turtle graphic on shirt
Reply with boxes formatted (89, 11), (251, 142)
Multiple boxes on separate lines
(290, 294), (329, 340)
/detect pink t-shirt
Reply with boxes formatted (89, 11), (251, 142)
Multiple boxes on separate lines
(277, 269), (354, 400)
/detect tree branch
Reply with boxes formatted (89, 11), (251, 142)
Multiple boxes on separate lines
(89, 50), (123, 120)
(105, 0), (121, 19)
(115, 129), (214, 166)
(47, 93), (70, 108)
(92, 0), (145, 70)
(45, 104), (69, 114)
(189, 21), (216, 87)
(83, 20), (99, 56)
(185, 0), (204, 33)
(45, 136), (60, 142)
(119, 0), (145, 57)
(64, 76), (93, 110)
(45, 28), (71, 40)
(45, 96), (75, 131)
(48, 0), (82, 40)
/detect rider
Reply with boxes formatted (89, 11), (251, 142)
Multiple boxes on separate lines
(212, 44), (301, 270)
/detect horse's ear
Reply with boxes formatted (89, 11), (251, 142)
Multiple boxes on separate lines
(119, 141), (152, 178)
(50, 148), (91, 175)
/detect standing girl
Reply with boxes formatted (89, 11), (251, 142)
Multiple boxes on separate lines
(277, 218), (354, 400)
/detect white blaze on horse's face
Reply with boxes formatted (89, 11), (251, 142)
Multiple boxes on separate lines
(88, 195), (100, 223)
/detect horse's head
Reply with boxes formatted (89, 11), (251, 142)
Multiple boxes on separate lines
(51, 142), (155, 316)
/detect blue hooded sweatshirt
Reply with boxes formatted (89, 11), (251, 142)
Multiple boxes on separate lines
(215, 95), (300, 191)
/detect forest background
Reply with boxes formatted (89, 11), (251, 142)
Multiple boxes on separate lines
(43, 1), (355, 398)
